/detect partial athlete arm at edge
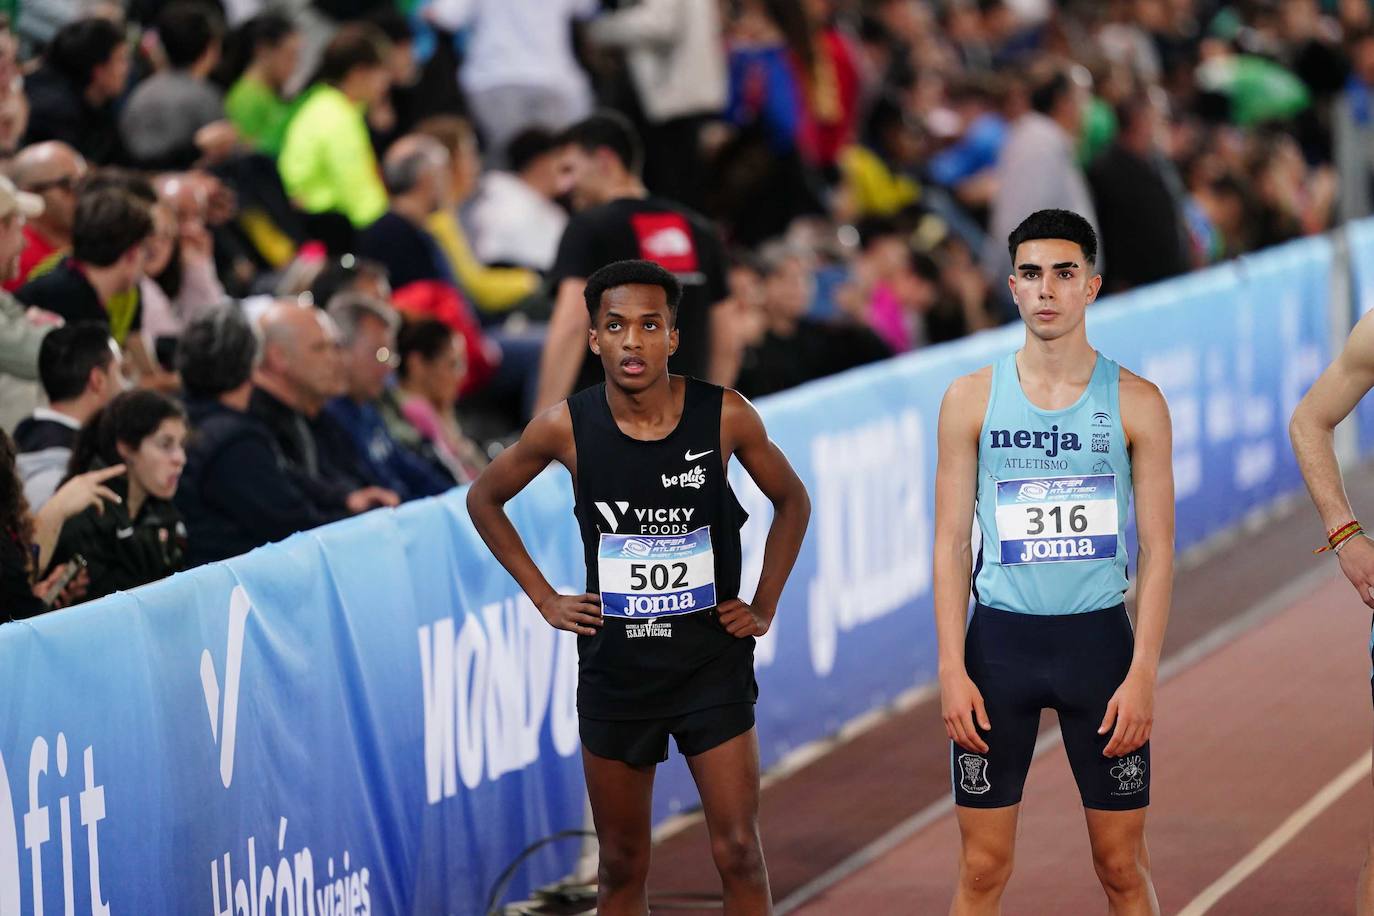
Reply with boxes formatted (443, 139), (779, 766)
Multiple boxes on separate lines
(1101, 371), (1173, 757)
(465, 403), (602, 635)
(933, 370), (991, 754)
(1290, 308), (1374, 607)
(719, 389), (810, 637)
(533, 278), (591, 415)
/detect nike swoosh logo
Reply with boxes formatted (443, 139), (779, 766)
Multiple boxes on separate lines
(200, 586), (251, 788)
(684, 449), (714, 462)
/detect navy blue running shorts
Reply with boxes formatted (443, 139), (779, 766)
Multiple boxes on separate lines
(951, 603), (1149, 811)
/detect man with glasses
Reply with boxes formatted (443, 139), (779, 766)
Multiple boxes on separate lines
(323, 292), (454, 500)
(7, 141), (87, 290)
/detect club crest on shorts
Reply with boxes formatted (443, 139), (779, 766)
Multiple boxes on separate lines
(958, 754), (992, 794)
(1110, 754), (1147, 793)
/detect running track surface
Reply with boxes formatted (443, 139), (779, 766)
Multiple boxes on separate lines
(646, 466), (1374, 914)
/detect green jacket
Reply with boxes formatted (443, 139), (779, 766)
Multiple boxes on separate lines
(0, 288), (49, 381)
(278, 84), (387, 228)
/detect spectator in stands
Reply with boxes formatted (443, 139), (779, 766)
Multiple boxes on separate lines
(536, 111), (732, 412)
(223, 12), (302, 159)
(433, 0), (597, 165)
(587, 0), (727, 210)
(278, 23), (393, 233)
(14, 323), (122, 509)
(22, 17), (131, 165)
(17, 186), (151, 342)
(51, 388), (187, 602)
(251, 300), (398, 520)
(6, 141), (87, 291)
(468, 127), (573, 273)
(358, 134), (453, 289)
(119, 2), (237, 170)
(308, 254), (391, 310)
(1089, 94), (1191, 294)
(0, 174), (56, 433)
(385, 318), (486, 485)
(359, 133), (509, 404)
(413, 115), (540, 318)
(0, 427), (125, 620)
(176, 307), (330, 567)
(734, 242), (890, 399)
(324, 294), (453, 500)
(139, 173), (227, 362)
(982, 64), (1100, 288)
(363, 9), (421, 151)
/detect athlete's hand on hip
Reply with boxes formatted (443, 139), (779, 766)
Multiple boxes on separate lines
(940, 670), (990, 754)
(1100, 670), (1155, 757)
(717, 599), (771, 637)
(537, 593), (603, 636)
(1336, 536), (1374, 609)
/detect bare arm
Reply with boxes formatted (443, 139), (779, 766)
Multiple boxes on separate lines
(933, 370), (992, 753)
(706, 298), (740, 388)
(1291, 308), (1374, 608)
(720, 390), (809, 634)
(1122, 373), (1174, 678)
(465, 404), (601, 634)
(533, 278), (591, 415)
(1100, 372), (1174, 757)
(1291, 309), (1374, 530)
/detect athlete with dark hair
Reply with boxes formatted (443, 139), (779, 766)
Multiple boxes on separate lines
(935, 209), (1174, 914)
(468, 258), (810, 914)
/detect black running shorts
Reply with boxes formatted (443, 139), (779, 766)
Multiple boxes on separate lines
(951, 603), (1150, 811)
(580, 703), (756, 767)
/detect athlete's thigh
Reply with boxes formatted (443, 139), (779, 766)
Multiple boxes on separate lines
(582, 746), (657, 849)
(1055, 607), (1149, 810)
(956, 610), (1044, 808)
(954, 803), (1021, 862)
(684, 723), (763, 838)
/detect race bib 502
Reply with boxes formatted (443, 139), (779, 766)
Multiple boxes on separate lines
(598, 526), (717, 618)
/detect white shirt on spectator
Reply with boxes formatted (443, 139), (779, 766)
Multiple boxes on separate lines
(588, 0), (727, 124)
(982, 111), (1101, 284)
(467, 171), (568, 272)
(432, 0), (598, 96)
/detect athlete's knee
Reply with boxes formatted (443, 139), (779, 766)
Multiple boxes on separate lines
(958, 844), (1013, 896)
(1092, 846), (1148, 897)
(710, 828), (766, 883)
(599, 839), (651, 891)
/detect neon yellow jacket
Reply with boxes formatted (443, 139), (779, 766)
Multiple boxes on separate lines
(278, 85), (387, 228)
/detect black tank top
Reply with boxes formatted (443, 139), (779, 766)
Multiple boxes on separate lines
(568, 377), (756, 720)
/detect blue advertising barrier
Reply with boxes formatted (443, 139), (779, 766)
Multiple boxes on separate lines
(1346, 218), (1374, 453)
(0, 233), (1338, 912)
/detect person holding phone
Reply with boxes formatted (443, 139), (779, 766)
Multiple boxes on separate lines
(1, 428), (123, 621)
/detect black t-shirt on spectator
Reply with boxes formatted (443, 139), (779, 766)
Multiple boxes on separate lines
(735, 319), (891, 400)
(16, 259), (142, 332)
(548, 195), (729, 392)
(22, 65), (129, 166)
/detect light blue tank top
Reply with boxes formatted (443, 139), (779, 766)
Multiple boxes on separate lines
(973, 351), (1131, 614)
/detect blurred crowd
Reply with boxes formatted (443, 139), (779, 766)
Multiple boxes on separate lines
(0, 0), (1365, 618)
